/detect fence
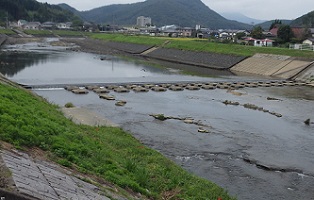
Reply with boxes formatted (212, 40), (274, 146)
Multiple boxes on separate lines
(289, 44), (314, 51)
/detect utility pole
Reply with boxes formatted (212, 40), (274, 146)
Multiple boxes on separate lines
(5, 11), (9, 29)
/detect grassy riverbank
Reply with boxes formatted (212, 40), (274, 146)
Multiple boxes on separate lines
(0, 82), (235, 200)
(91, 33), (314, 59)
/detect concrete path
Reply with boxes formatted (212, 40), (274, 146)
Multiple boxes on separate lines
(231, 54), (313, 79)
(1, 150), (111, 200)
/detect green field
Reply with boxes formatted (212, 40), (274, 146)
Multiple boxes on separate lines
(0, 29), (15, 35)
(0, 82), (235, 200)
(91, 33), (314, 59)
(23, 29), (88, 37)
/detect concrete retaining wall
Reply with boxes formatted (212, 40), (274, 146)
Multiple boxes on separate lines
(0, 35), (7, 46)
(106, 41), (153, 54)
(231, 54), (314, 79)
(145, 48), (246, 69)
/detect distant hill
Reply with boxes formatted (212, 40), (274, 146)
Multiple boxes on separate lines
(257, 20), (292, 30)
(63, 0), (252, 29)
(0, 0), (80, 23)
(291, 11), (314, 27)
(221, 12), (266, 25)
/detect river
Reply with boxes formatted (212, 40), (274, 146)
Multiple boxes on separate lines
(1, 39), (314, 200)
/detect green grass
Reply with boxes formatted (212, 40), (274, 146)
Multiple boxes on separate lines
(24, 29), (53, 35)
(0, 83), (235, 200)
(91, 33), (314, 59)
(23, 29), (87, 37)
(92, 33), (166, 46)
(0, 29), (15, 35)
(52, 30), (85, 37)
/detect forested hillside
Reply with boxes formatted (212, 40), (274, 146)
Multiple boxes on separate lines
(0, 0), (80, 23)
(62, 0), (251, 29)
(291, 11), (314, 27)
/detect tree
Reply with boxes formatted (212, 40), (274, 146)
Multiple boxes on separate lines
(251, 26), (264, 39)
(277, 25), (294, 43)
(269, 19), (282, 30)
(236, 32), (246, 39)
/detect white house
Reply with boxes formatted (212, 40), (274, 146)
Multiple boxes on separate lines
(303, 38), (314, 45)
(244, 37), (273, 47)
(254, 38), (273, 47)
(23, 22), (41, 30)
(57, 22), (72, 30)
(18, 20), (28, 27)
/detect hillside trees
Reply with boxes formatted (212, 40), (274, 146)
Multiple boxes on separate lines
(277, 25), (294, 43)
(251, 26), (264, 39)
(0, 0), (82, 23)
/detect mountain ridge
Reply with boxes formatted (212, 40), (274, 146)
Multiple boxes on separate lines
(60, 0), (252, 29)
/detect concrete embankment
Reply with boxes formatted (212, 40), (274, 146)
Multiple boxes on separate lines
(0, 34), (7, 46)
(231, 54), (314, 80)
(65, 38), (246, 70)
(68, 38), (313, 75)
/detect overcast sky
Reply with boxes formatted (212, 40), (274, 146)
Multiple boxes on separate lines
(37, 0), (314, 20)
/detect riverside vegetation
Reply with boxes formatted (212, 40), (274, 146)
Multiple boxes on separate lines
(0, 82), (235, 199)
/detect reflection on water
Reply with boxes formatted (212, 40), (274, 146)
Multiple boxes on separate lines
(0, 51), (50, 77)
(0, 44), (245, 86)
(0, 50), (171, 84)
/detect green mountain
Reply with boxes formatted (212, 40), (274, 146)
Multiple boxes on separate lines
(291, 11), (314, 27)
(62, 0), (252, 29)
(0, 0), (80, 23)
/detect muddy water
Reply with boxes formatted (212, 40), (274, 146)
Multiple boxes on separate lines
(1, 41), (314, 200)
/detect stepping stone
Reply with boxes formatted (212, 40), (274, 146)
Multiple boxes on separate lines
(217, 85), (229, 89)
(115, 101), (127, 106)
(99, 94), (115, 100)
(151, 86), (167, 92)
(160, 84), (171, 88)
(169, 85), (184, 91)
(125, 84), (138, 89)
(105, 85), (118, 90)
(65, 86), (79, 91)
(85, 85), (99, 90)
(185, 85), (200, 90)
(93, 88), (110, 94)
(133, 87), (149, 92)
(201, 85), (216, 90)
(72, 89), (88, 94)
(144, 84), (155, 89)
(114, 87), (130, 93)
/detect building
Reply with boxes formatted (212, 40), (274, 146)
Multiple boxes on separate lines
(137, 16), (152, 27)
(18, 20), (28, 27)
(23, 22), (41, 30)
(303, 38), (314, 45)
(244, 37), (273, 47)
(179, 27), (194, 37)
(57, 22), (72, 30)
(42, 22), (56, 29)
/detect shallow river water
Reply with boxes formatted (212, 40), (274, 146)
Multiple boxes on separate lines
(1, 41), (314, 200)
